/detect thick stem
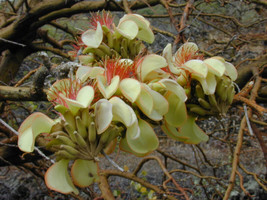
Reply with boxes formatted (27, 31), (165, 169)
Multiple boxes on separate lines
(98, 174), (115, 200)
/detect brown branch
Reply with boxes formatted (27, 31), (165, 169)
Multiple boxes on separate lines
(223, 66), (262, 199)
(49, 20), (77, 38)
(174, 0), (194, 44)
(31, 44), (72, 59)
(239, 163), (267, 191)
(133, 156), (190, 199)
(98, 173), (115, 200)
(234, 95), (267, 114)
(122, 0), (132, 14)
(236, 170), (253, 197)
(14, 68), (39, 87)
(100, 169), (177, 200)
(0, 86), (48, 101)
(151, 25), (176, 39)
(169, 168), (220, 180)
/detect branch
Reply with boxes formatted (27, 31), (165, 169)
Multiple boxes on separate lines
(100, 169), (177, 200)
(0, 86), (48, 101)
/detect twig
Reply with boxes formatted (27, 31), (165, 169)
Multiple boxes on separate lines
(101, 150), (124, 172)
(0, 38), (26, 47)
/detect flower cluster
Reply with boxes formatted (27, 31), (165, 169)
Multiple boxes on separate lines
(17, 12), (237, 195)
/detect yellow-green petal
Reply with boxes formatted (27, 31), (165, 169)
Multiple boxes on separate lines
(109, 96), (136, 127)
(116, 20), (139, 40)
(159, 79), (187, 102)
(71, 159), (98, 187)
(204, 57), (225, 77)
(183, 59), (208, 79)
(81, 22), (103, 48)
(95, 99), (113, 134)
(45, 159), (78, 195)
(18, 112), (55, 152)
(97, 75), (120, 99)
(137, 54), (167, 82)
(135, 85), (153, 116)
(164, 92), (187, 127)
(119, 78), (141, 103)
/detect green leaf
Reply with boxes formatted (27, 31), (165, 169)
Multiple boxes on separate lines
(71, 159), (98, 187)
(81, 22), (103, 48)
(109, 96), (136, 127)
(119, 78), (141, 103)
(45, 159), (78, 195)
(95, 99), (113, 134)
(18, 112), (55, 152)
(78, 54), (95, 65)
(164, 92), (187, 127)
(97, 75), (120, 99)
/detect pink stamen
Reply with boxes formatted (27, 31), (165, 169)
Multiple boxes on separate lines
(103, 59), (137, 84)
(47, 79), (82, 108)
(90, 11), (114, 30)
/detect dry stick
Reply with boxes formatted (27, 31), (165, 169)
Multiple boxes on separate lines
(174, 0), (194, 44)
(122, 0), (132, 13)
(223, 67), (262, 199)
(100, 169), (177, 200)
(239, 163), (267, 191)
(133, 156), (190, 200)
(157, 148), (201, 173)
(14, 68), (39, 87)
(234, 95), (266, 114)
(236, 170), (252, 197)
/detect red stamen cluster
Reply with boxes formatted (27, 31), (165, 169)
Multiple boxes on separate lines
(103, 59), (137, 84)
(47, 79), (82, 108)
(90, 11), (114, 30)
(175, 45), (203, 67)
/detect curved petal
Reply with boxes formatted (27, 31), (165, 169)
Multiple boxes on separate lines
(81, 22), (103, 48)
(224, 62), (238, 81)
(164, 92), (187, 127)
(71, 159), (98, 187)
(76, 86), (94, 108)
(146, 89), (169, 121)
(204, 58), (225, 77)
(198, 73), (217, 95)
(119, 78), (141, 103)
(97, 75), (120, 99)
(76, 66), (92, 82)
(159, 79), (187, 102)
(178, 116), (209, 144)
(136, 27), (155, 44)
(126, 118), (159, 154)
(137, 54), (167, 82)
(116, 20), (139, 40)
(18, 112), (55, 152)
(95, 99), (113, 134)
(109, 96), (136, 127)
(45, 159), (79, 195)
(135, 85), (153, 116)
(183, 59), (208, 79)
(161, 122), (188, 142)
(119, 14), (150, 30)
(162, 43), (180, 74)
(78, 54), (95, 65)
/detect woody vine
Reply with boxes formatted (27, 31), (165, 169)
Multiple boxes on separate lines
(17, 11), (237, 198)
